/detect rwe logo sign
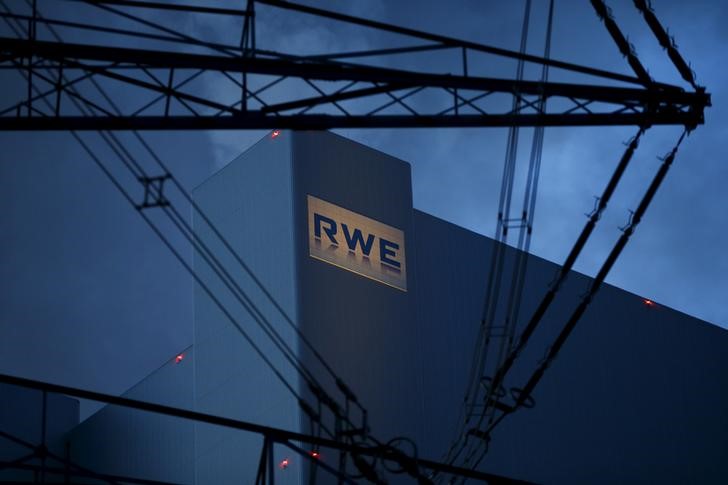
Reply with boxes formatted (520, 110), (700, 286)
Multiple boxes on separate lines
(307, 195), (407, 291)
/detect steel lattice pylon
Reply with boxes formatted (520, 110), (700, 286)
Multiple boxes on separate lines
(0, 0), (711, 483)
(0, 0), (709, 131)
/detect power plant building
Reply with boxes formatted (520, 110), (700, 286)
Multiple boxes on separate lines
(2, 131), (727, 483)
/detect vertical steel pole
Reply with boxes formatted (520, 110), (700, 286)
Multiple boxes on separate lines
(267, 437), (274, 485)
(27, 0), (37, 117)
(40, 390), (47, 483)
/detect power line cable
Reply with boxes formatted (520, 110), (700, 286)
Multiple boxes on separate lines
(632, 0), (701, 90)
(443, 0), (534, 473)
(460, 0), (556, 470)
(57, 0), (369, 411)
(27, 0), (355, 400)
(10, 1), (316, 395)
(4, 4), (431, 478)
(2, 1), (340, 439)
(468, 130), (689, 473)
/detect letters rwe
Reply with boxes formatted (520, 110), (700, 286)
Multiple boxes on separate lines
(313, 213), (401, 268)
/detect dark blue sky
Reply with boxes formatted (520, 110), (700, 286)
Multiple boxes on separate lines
(1, 0), (725, 418)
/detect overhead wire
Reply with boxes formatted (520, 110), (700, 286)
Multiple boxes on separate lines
(508, 0), (555, 362)
(27, 0), (357, 404)
(460, 0), (556, 470)
(0, 10), (243, 53)
(3, 3), (445, 479)
(4, 0), (307, 396)
(2, 0), (364, 445)
(74, 0), (653, 87)
(590, 0), (653, 85)
(442, 0), (534, 474)
(465, 0), (683, 459)
(458, 126), (646, 466)
(468, 129), (689, 473)
(0, 34), (308, 416)
(75, 21), (369, 421)
(444, 0), (662, 474)
(459, 0), (693, 471)
(81, 0), (242, 57)
(3, 1), (700, 481)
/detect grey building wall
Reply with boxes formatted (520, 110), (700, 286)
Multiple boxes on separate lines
(28, 130), (724, 484)
(291, 132), (421, 483)
(190, 129), (727, 483)
(292, 131), (421, 438)
(411, 212), (728, 483)
(192, 133), (301, 484)
(67, 346), (194, 484)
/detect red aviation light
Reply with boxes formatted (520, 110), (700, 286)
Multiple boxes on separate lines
(271, 129), (281, 139)
(278, 458), (290, 470)
(310, 450), (320, 459)
(174, 354), (184, 363)
(643, 299), (655, 307)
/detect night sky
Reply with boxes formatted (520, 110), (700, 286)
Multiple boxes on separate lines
(1, 0), (726, 420)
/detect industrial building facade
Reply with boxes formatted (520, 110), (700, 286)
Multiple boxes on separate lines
(2, 131), (727, 483)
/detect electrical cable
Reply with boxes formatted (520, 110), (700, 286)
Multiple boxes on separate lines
(5, 1), (699, 481)
(632, 0), (701, 90)
(590, 0), (652, 85)
(447, 127), (646, 474)
(32, 0), (317, 391)
(467, 130), (689, 473)
(4, 4), (433, 479)
(81, 0), (242, 57)
(45, 0), (369, 415)
(458, 0), (556, 471)
(475, 127), (644, 411)
(2, 1), (344, 441)
(7, 1), (315, 395)
(444, 2), (659, 470)
(442, 0), (534, 474)
(0, 10), (242, 54)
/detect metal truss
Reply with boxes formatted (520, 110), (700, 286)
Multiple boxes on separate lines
(0, 372), (535, 484)
(441, 0), (709, 476)
(0, 0), (712, 482)
(0, 391), (179, 485)
(0, 0), (709, 131)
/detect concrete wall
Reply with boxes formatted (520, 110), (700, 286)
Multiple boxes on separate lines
(410, 209), (728, 483)
(188, 130), (727, 483)
(287, 131), (728, 483)
(291, 131), (421, 482)
(192, 132), (301, 484)
(67, 346), (194, 484)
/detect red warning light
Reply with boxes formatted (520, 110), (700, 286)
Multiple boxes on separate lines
(175, 354), (184, 363)
(278, 458), (290, 470)
(310, 450), (320, 459)
(643, 299), (655, 307)
(271, 130), (281, 139)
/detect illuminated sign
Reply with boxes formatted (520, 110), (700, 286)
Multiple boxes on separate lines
(307, 195), (407, 291)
